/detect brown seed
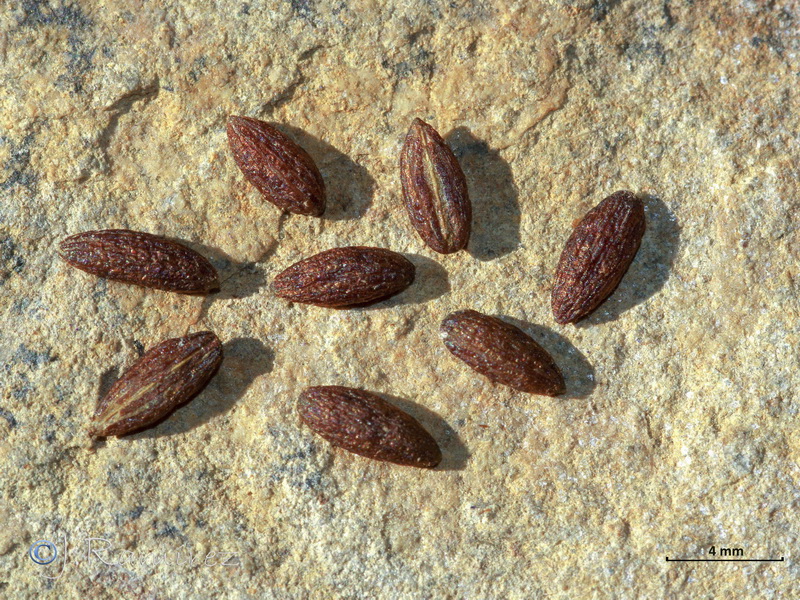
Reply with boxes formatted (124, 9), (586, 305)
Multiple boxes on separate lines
(298, 386), (442, 468)
(440, 310), (565, 396)
(272, 246), (415, 308)
(59, 230), (219, 294)
(552, 190), (646, 324)
(227, 115), (325, 216)
(399, 118), (471, 254)
(90, 331), (223, 437)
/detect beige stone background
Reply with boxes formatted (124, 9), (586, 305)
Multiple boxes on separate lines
(1, 0), (799, 597)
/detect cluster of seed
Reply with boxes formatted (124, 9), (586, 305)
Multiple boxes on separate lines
(60, 114), (646, 469)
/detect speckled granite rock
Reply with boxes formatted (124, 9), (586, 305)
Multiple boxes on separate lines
(1, 1), (799, 598)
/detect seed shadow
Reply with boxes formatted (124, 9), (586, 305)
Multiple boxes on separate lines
(97, 366), (120, 401)
(135, 337), (273, 438)
(176, 239), (274, 301)
(171, 239), (275, 325)
(499, 316), (595, 399)
(576, 193), (680, 327)
(380, 392), (469, 471)
(445, 127), (521, 261)
(271, 123), (375, 221)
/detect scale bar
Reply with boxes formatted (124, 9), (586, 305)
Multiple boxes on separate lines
(666, 557), (784, 562)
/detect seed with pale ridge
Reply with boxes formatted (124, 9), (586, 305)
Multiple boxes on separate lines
(90, 331), (223, 437)
(399, 118), (471, 254)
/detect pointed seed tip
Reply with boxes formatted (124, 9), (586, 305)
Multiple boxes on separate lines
(410, 117), (428, 130)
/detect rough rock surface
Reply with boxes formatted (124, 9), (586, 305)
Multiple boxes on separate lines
(1, 1), (798, 598)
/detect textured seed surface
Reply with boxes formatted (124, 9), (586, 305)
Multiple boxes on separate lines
(59, 229), (219, 294)
(90, 331), (223, 437)
(440, 310), (565, 396)
(552, 190), (646, 324)
(399, 118), (471, 254)
(298, 386), (442, 468)
(273, 246), (415, 307)
(227, 115), (325, 216)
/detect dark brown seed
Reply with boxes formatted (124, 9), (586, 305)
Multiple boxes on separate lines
(90, 331), (223, 437)
(298, 386), (442, 468)
(440, 310), (565, 396)
(227, 115), (325, 217)
(399, 118), (471, 254)
(552, 190), (646, 324)
(272, 246), (415, 308)
(59, 230), (219, 294)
